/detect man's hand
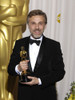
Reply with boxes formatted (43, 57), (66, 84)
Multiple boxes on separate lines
(21, 76), (39, 86)
(18, 60), (29, 72)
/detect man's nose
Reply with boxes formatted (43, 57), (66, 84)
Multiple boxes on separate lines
(35, 24), (39, 29)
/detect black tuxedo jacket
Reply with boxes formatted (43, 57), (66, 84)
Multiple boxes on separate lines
(8, 36), (65, 100)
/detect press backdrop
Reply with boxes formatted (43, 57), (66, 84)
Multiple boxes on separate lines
(23, 0), (75, 100)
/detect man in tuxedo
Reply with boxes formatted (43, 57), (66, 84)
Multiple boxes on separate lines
(8, 9), (65, 100)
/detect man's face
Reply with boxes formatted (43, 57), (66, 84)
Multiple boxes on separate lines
(28, 15), (46, 39)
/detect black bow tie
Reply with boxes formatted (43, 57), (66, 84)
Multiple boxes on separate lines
(29, 39), (40, 46)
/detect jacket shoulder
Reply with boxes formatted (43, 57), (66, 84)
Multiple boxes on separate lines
(44, 36), (60, 46)
(13, 36), (29, 49)
(16, 36), (29, 43)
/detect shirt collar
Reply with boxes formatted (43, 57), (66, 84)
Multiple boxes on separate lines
(30, 35), (43, 42)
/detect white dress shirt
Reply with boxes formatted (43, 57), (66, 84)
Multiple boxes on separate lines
(29, 36), (43, 71)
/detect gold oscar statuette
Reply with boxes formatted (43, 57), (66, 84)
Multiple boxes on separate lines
(0, 0), (30, 99)
(19, 46), (28, 82)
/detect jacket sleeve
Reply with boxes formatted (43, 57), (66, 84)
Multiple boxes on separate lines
(40, 42), (65, 87)
(7, 41), (20, 76)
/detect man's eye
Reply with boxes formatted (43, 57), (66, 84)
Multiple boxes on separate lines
(31, 22), (35, 25)
(39, 22), (44, 25)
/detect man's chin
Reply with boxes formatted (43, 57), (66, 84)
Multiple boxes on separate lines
(31, 34), (42, 39)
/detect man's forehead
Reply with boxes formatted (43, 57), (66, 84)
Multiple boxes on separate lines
(29, 15), (45, 21)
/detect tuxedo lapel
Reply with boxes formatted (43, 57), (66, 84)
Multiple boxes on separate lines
(26, 38), (33, 72)
(34, 36), (46, 72)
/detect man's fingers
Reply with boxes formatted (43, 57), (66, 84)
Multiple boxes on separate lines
(27, 76), (33, 79)
(20, 76), (39, 85)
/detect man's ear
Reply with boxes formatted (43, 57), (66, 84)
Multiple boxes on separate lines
(44, 24), (47, 29)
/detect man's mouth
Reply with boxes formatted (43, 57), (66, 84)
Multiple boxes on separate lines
(34, 29), (40, 33)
